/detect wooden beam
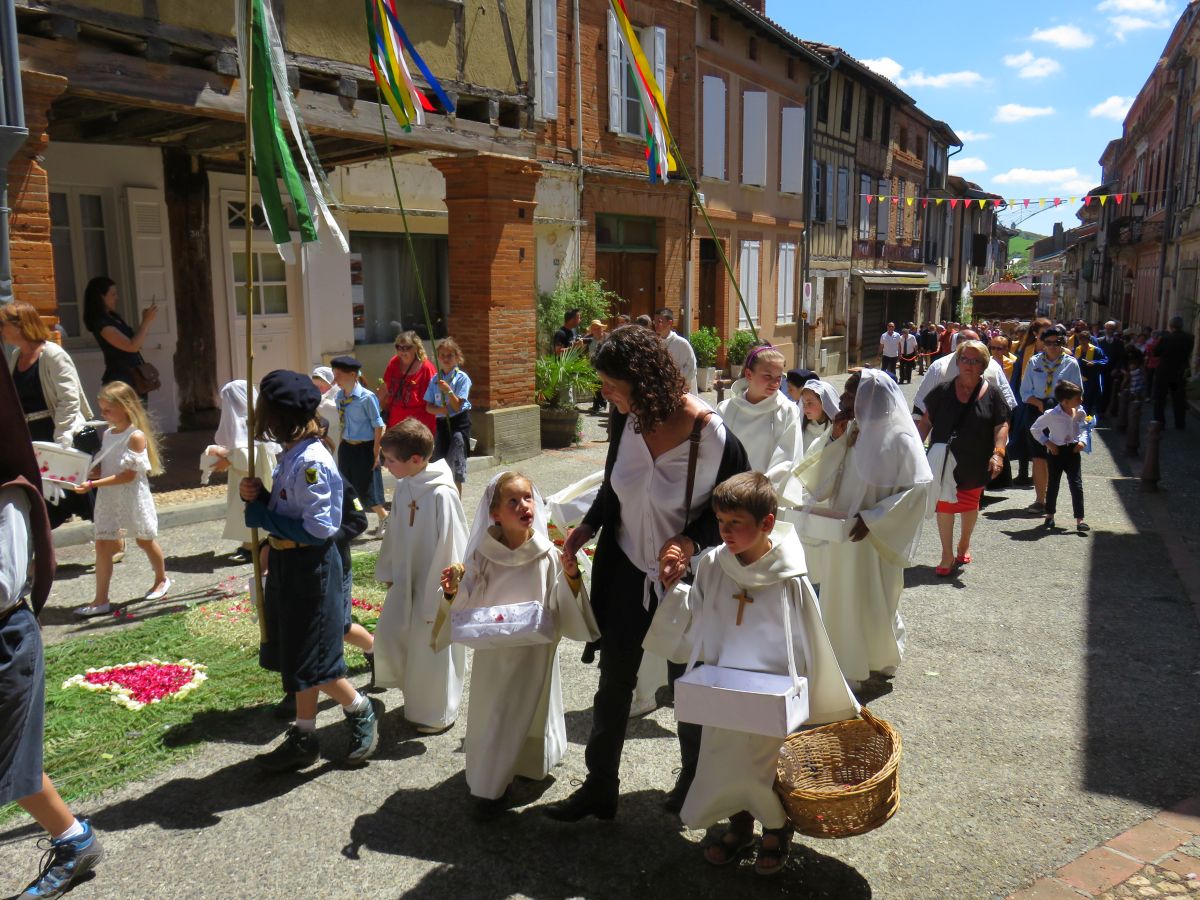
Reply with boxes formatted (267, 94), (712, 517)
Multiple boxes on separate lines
(17, 0), (229, 54)
(208, 50), (238, 78)
(33, 15), (78, 40)
(21, 34), (535, 158)
(494, 0), (523, 91)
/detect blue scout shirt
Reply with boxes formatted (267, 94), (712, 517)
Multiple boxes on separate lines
(336, 382), (384, 441)
(422, 368), (473, 417)
(245, 437), (342, 542)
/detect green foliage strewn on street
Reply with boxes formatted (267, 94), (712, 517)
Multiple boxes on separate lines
(0, 552), (384, 825)
(688, 326), (721, 368)
(536, 277), (616, 354)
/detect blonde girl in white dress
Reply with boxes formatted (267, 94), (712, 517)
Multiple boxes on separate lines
(72, 381), (169, 617)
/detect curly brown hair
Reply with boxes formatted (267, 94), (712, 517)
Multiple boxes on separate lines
(591, 324), (685, 432)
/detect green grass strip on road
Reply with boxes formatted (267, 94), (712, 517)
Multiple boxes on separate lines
(0, 553), (384, 825)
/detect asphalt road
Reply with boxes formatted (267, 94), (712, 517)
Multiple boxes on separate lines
(4, 376), (1198, 899)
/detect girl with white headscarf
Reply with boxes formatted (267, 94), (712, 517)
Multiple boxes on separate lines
(798, 379), (840, 452)
(434, 472), (599, 818)
(206, 381), (279, 560)
(791, 370), (932, 686)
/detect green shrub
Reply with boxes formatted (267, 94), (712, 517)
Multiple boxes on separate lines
(535, 347), (600, 409)
(688, 326), (721, 368)
(536, 277), (617, 354)
(726, 330), (757, 367)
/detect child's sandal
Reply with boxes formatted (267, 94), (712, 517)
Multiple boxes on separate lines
(754, 825), (794, 876)
(704, 813), (755, 866)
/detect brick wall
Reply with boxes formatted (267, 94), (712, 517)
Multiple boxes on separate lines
(7, 71), (67, 315)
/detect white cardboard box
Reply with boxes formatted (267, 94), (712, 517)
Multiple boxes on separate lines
(32, 442), (92, 487)
(675, 665), (810, 738)
(450, 601), (556, 649)
(796, 507), (855, 543)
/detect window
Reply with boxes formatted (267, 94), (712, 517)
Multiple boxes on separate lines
(780, 106), (805, 193)
(748, 36), (758, 61)
(702, 76), (727, 179)
(836, 168), (850, 227)
(49, 188), (119, 341)
(811, 161), (826, 222)
(596, 214), (657, 250)
(858, 173), (873, 240)
(738, 240), (760, 327)
(742, 90), (767, 186)
(776, 242), (796, 322)
(880, 103), (891, 146)
(863, 94), (875, 141)
(896, 181), (906, 238)
(608, 12), (666, 138)
(534, 0), (557, 120)
(840, 81), (854, 133)
(876, 177), (888, 240)
(232, 250), (288, 317)
(817, 79), (829, 124)
(709, 14), (720, 41)
(898, 126), (909, 155)
(349, 232), (450, 343)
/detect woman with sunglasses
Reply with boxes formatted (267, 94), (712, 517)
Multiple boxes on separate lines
(379, 332), (437, 434)
(1018, 326), (1082, 512)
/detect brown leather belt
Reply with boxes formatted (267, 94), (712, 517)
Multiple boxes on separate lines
(267, 537), (302, 551)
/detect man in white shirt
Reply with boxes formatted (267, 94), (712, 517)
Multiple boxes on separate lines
(879, 322), (902, 378)
(653, 308), (698, 394)
(898, 327), (919, 384)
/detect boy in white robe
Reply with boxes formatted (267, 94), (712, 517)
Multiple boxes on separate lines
(675, 473), (858, 875)
(791, 370), (932, 686)
(374, 419), (469, 732)
(435, 473), (600, 818)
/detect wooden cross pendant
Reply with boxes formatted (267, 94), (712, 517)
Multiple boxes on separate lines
(733, 589), (754, 626)
(408, 498), (419, 526)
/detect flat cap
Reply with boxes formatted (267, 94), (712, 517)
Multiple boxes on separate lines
(329, 355), (362, 371)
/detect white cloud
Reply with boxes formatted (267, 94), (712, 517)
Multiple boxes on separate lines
(1003, 51), (1062, 78)
(993, 166), (1085, 185)
(1090, 95), (1134, 120)
(950, 157), (988, 175)
(901, 69), (985, 88)
(1097, 0), (1174, 39)
(860, 57), (904, 81)
(957, 130), (992, 142)
(1108, 13), (1173, 39)
(1096, 0), (1170, 14)
(1062, 177), (1100, 194)
(1029, 25), (1096, 49)
(994, 103), (1056, 123)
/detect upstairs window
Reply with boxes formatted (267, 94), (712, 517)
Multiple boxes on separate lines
(840, 82), (854, 133)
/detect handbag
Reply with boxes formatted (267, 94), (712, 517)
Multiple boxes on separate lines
(129, 356), (161, 394)
(925, 379), (982, 514)
(72, 424), (101, 456)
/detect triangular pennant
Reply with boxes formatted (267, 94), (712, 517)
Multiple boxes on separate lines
(950, 198), (959, 209)
(1099, 195), (1108, 206)
(1008, 198), (1017, 207)
(906, 196), (914, 207)
(1084, 196), (1092, 207)
(1131, 192), (1140, 204)
(1115, 193), (1124, 204)
(1024, 199), (1030, 208)
(978, 198), (987, 209)
(993, 198), (1003, 207)
(936, 198), (945, 206)
(921, 198), (928, 208)
(878, 195), (887, 203)
(1039, 198), (1045, 207)
(1068, 197), (1076, 204)
(1053, 198), (1061, 207)
(865, 194), (874, 204)
(892, 197), (900, 206)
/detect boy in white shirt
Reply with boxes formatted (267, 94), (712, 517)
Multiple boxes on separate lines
(1029, 381), (1089, 532)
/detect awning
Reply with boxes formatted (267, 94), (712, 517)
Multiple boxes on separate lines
(853, 269), (931, 290)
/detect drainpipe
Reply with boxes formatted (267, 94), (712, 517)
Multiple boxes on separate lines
(572, 0), (584, 279)
(800, 51), (837, 369)
(0, 0), (29, 306)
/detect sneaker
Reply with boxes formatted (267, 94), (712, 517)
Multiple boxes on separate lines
(344, 698), (380, 764)
(256, 726), (319, 773)
(20, 819), (104, 899)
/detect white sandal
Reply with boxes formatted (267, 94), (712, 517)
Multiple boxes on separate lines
(145, 578), (172, 601)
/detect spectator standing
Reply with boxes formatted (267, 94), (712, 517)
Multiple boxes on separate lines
(1151, 315), (1195, 430)
(81, 277), (157, 402)
(653, 307), (698, 395)
(331, 356), (388, 533)
(898, 327), (919, 384)
(1095, 321), (1126, 412)
(1072, 331), (1107, 415)
(586, 319), (608, 414)
(553, 309), (585, 356)
(879, 322), (902, 378)
(380, 331), (437, 433)
(424, 338), (473, 494)
(918, 322), (938, 373)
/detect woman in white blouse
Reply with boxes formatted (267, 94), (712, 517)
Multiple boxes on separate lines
(545, 326), (750, 823)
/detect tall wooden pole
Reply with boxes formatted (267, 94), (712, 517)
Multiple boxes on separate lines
(243, 0), (266, 643)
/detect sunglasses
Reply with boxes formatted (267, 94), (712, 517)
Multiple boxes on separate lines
(1042, 339), (1062, 346)
(394, 344), (414, 351)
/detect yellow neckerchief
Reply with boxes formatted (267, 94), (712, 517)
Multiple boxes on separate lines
(1073, 343), (1097, 363)
(1040, 352), (1065, 399)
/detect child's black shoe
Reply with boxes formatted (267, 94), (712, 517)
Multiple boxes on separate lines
(256, 726), (319, 773)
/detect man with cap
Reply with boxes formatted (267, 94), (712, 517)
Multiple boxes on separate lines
(311, 364), (340, 447)
(330, 356), (388, 534)
(652, 307), (697, 394)
(1, 363), (106, 899)
(240, 369), (380, 770)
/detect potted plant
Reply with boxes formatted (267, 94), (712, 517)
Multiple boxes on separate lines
(688, 327), (721, 392)
(726, 329), (756, 375)
(537, 277), (617, 354)
(535, 347), (600, 448)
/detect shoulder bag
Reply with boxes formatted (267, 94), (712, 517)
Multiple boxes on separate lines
(129, 355), (162, 395)
(925, 379), (982, 514)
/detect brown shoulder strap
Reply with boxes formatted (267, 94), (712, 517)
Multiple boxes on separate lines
(682, 411), (713, 533)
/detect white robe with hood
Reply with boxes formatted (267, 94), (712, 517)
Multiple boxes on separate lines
(374, 458), (469, 728)
(432, 527), (600, 799)
(678, 522), (859, 829)
(717, 384), (803, 500)
(790, 422), (928, 682)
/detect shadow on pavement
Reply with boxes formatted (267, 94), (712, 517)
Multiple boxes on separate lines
(344, 779), (872, 899)
(564, 708), (675, 745)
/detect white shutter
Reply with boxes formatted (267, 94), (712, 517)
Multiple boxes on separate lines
(607, 8), (622, 134)
(536, 0), (558, 121)
(780, 107), (804, 193)
(826, 162), (834, 223)
(702, 76), (726, 179)
(741, 90), (767, 186)
(125, 187), (174, 338)
(652, 26), (667, 102)
(738, 240), (760, 327)
(836, 168), (850, 225)
(776, 242), (796, 322)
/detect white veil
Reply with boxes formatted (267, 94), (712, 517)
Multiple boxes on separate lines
(214, 381), (255, 450)
(802, 379), (841, 421)
(462, 472), (550, 595)
(851, 369), (933, 488)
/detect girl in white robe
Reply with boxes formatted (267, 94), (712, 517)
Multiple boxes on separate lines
(206, 381), (278, 560)
(374, 431), (469, 732)
(673, 476), (858, 874)
(716, 346), (803, 500)
(435, 473), (599, 817)
(791, 371), (933, 686)
(779, 379), (839, 582)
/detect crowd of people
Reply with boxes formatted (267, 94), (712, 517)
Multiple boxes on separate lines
(2, 300), (1195, 895)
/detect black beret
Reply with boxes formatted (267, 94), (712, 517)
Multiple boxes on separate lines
(786, 368), (817, 386)
(330, 355), (362, 371)
(260, 369), (321, 414)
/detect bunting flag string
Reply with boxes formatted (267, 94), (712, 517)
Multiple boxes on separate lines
(365, 0), (455, 132)
(862, 190), (1155, 210)
(609, 0), (677, 182)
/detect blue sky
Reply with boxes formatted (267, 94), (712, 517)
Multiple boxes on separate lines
(770, 0), (1184, 236)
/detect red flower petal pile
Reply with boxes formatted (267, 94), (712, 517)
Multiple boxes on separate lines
(83, 663), (198, 705)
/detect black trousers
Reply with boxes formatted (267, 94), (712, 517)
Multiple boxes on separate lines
(881, 355), (898, 376)
(899, 359), (915, 384)
(583, 542), (700, 796)
(1152, 374), (1188, 429)
(1045, 446), (1084, 520)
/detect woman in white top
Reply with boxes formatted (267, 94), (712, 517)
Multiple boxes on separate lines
(544, 325), (750, 823)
